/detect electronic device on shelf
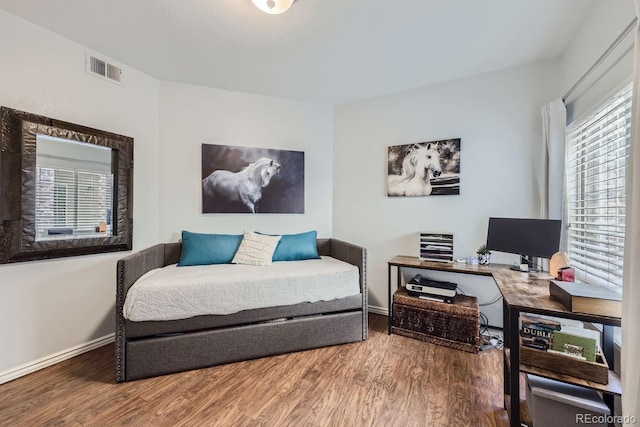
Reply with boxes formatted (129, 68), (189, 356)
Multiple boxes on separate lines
(485, 217), (562, 272)
(406, 274), (457, 300)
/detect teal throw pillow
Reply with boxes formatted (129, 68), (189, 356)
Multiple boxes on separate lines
(268, 230), (321, 261)
(178, 231), (243, 266)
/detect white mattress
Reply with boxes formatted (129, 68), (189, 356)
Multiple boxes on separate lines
(123, 256), (360, 321)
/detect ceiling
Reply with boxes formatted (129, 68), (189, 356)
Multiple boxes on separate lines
(0, 0), (599, 104)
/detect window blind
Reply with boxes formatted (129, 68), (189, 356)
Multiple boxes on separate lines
(565, 82), (632, 289)
(35, 167), (114, 240)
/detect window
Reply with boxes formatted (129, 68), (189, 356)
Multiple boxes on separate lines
(565, 82), (632, 289)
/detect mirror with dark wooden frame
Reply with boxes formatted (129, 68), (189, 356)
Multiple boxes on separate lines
(0, 107), (133, 263)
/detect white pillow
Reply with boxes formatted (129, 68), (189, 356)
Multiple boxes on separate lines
(232, 231), (282, 266)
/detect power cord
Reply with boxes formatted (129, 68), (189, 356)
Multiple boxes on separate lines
(479, 311), (504, 351)
(457, 288), (504, 350)
(479, 312), (489, 336)
(479, 294), (503, 307)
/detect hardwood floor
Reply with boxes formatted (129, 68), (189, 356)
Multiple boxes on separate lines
(0, 314), (510, 426)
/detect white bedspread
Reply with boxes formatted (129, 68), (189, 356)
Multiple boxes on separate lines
(123, 256), (360, 321)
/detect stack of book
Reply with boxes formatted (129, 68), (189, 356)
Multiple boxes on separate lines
(520, 315), (560, 351)
(520, 314), (599, 362)
(406, 274), (457, 303)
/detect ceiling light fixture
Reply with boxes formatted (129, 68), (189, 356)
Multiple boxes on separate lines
(251, 0), (296, 15)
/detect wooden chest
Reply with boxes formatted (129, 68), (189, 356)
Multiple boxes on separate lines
(392, 287), (480, 353)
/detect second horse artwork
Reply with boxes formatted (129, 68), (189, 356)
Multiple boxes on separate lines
(387, 139), (460, 197)
(202, 143), (304, 214)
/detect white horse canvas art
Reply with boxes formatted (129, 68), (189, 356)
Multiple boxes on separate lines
(202, 144), (304, 213)
(203, 157), (282, 213)
(387, 139), (460, 197)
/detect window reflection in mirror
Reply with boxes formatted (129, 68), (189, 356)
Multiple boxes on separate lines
(35, 135), (114, 241)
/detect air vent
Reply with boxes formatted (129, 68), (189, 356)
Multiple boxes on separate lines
(85, 52), (124, 85)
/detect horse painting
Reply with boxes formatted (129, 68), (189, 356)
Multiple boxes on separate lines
(203, 157), (282, 213)
(387, 143), (443, 196)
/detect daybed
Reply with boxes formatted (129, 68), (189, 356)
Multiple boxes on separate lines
(115, 238), (367, 382)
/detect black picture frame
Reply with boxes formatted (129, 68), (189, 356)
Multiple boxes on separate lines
(0, 107), (134, 264)
(387, 138), (461, 197)
(201, 143), (304, 214)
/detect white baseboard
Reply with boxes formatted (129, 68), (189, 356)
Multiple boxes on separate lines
(368, 305), (389, 316)
(0, 334), (114, 385)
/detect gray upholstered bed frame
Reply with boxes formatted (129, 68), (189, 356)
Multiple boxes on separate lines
(115, 238), (367, 382)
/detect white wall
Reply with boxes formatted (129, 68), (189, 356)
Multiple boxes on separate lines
(561, 0), (635, 122)
(561, 0), (635, 99)
(0, 10), (160, 375)
(333, 60), (562, 311)
(158, 82), (333, 241)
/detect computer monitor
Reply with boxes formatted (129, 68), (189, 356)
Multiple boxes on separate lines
(486, 217), (562, 271)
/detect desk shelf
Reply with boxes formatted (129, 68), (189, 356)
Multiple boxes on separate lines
(505, 348), (622, 396)
(388, 255), (494, 277)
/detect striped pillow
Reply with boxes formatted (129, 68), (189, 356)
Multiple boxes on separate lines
(232, 231), (282, 266)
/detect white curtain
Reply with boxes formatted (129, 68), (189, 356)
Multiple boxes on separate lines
(540, 98), (567, 221)
(540, 98), (567, 272)
(623, 4), (640, 425)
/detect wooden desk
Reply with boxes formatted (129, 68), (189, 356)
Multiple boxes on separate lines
(496, 267), (621, 427)
(387, 256), (622, 427)
(387, 256), (494, 334)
